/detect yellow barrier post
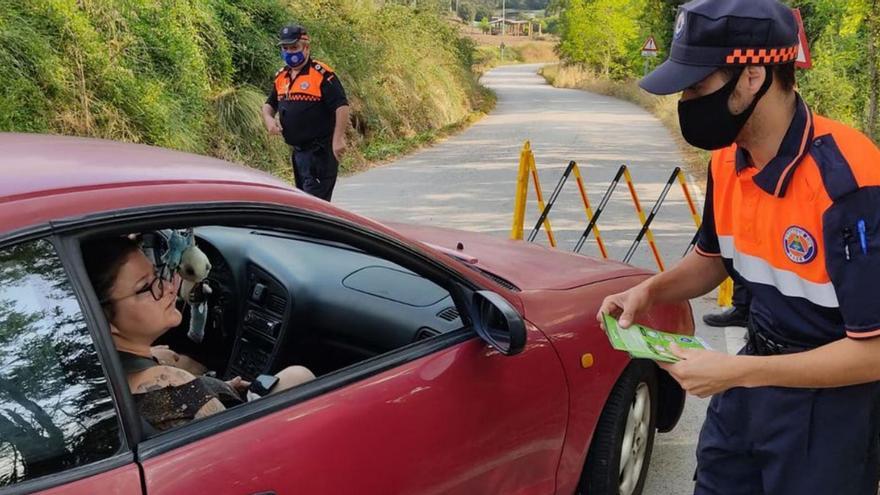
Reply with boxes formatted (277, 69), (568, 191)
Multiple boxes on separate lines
(718, 278), (734, 307)
(676, 169), (731, 306)
(510, 141), (531, 240)
(677, 169), (702, 229)
(528, 152), (557, 247)
(572, 164), (608, 258)
(677, 169), (733, 306)
(622, 166), (665, 271)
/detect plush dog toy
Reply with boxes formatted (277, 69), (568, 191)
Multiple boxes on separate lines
(147, 229), (213, 343)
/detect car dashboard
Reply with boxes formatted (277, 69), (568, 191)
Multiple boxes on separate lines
(193, 226), (464, 380)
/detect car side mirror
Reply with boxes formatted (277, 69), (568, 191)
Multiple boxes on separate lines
(472, 290), (526, 356)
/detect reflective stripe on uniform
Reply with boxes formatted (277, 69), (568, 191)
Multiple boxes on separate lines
(718, 235), (839, 308)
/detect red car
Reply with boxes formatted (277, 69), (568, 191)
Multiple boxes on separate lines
(0, 134), (692, 495)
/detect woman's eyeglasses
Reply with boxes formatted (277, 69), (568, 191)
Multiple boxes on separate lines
(100, 269), (168, 304)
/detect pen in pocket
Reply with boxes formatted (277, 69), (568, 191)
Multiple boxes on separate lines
(858, 219), (868, 255)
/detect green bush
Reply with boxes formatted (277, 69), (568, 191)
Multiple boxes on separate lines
(0, 0), (488, 175)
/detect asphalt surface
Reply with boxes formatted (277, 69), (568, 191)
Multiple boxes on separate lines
(335, 63), (747, 495)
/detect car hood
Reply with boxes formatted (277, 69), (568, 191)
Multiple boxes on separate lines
(386, 223), (647, 290)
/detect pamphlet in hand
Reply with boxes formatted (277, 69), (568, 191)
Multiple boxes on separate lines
(601, 313), (710, 363)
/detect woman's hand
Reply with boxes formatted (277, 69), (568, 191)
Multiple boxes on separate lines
(150, 346), (208, 375)
(658, 343), (747, 398)
(151, 345), (179, 366)
(225, 376), (251, 394)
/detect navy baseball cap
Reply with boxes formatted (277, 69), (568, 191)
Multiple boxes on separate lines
(278, 24), (309, 45)
(640, 0), (799, 95)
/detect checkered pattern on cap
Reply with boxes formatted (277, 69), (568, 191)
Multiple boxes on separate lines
(726, 45), (798, 65)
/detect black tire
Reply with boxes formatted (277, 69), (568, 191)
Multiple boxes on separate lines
(577, 360), (659, 495)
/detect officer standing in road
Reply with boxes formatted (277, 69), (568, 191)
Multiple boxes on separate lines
(263, 24), (350, 201)
(702, 279), (750, 328)
(600, 0), (880, 493)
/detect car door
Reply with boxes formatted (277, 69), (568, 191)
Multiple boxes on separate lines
(0, 237), (140, 495)
(126, 217), (570, 494)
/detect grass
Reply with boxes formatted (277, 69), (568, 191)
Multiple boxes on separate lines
(0, 0), (493, 179)
(344, 84), (496, 170)
(540, 63), (709, 182)
(464, 27), (559, 75)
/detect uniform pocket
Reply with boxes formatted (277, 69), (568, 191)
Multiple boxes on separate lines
(822, 186), (880, 333)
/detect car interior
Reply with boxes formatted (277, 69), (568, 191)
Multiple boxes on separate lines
(93, 225), (466, 388)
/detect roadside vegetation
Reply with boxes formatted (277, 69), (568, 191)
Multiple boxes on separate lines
(544, 0), (880, 178)
(0, 0), (494, 178)
(472, 37), (558, 74)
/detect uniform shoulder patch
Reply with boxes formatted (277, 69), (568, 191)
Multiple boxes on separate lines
(783, 226), (817, 264)
(311, 59), (335, 75)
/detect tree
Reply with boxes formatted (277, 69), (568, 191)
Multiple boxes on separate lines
(475, 4), (492, 22)
(458, 1), (477, 22)
(552, 0), (880, 143)
(558, 0), (645, 78)
(479, 16), (491, 33)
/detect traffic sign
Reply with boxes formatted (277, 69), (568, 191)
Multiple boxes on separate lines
(792, 8), (812, 69)
(641, 36), (658, 57)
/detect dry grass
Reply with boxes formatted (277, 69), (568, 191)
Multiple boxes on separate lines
(541, 64), (709, 182)
(471, 39), (558, 75)
(0, 0), (491, 178)
(466, 32), (556, 47)
(515, 42), (558, 62)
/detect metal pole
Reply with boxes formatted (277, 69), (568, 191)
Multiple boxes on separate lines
(528, 161), (576, 242)
(623, 168), (680, 267)
(572, 164), (609, 258)
(502, 0), (505, 36)
(623, 166), (665, 271)
(676, 168), (702, 229)
(573, 165), (626, 254)
(683, 229), (700, 257)
(528, 153), (557, 247)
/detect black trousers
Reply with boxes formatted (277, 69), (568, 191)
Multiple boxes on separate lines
(696, 380), (880, 495)
(291, 137), (338, 201)
(732, 279), (751, 309)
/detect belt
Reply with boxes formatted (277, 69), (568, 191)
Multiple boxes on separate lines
(745, 319), (813, 356)
(292, 136), (330, 152)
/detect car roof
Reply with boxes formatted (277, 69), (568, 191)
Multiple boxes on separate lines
(0, 133), (293, 201)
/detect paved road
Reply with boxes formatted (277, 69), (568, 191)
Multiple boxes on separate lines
(335, 63), (745, 494)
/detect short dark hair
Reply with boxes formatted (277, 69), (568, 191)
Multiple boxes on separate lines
(720, 62), (796, 92)
(82, 236), (141, 321)
(773, 62), (796, 92)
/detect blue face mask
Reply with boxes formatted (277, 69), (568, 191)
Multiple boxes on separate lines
(281, 50), (306, 67)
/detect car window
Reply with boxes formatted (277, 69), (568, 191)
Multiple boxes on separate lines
(192, 226), (463, 378)
(78, 226), (465, 438)
(0, 240), (121, 487)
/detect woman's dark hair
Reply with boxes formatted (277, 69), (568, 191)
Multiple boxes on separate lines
(82, 236), (142, 321)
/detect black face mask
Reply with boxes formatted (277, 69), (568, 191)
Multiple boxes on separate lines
(678, 67), (774, 151)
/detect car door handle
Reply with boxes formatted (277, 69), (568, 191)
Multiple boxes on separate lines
(251, 492), (275, 495)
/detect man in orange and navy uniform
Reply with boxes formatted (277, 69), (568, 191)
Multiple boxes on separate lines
(599, 0), (880, 493)
(262, 24), (350, 201)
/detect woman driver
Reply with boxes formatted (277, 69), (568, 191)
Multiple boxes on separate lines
(83, 236), (314, 431)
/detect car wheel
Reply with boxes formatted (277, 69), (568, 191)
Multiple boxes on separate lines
(578, 360), (658, 495)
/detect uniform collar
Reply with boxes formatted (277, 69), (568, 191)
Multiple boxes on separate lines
(735, 94), (814, 197)
(289, 58), (312, 79)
